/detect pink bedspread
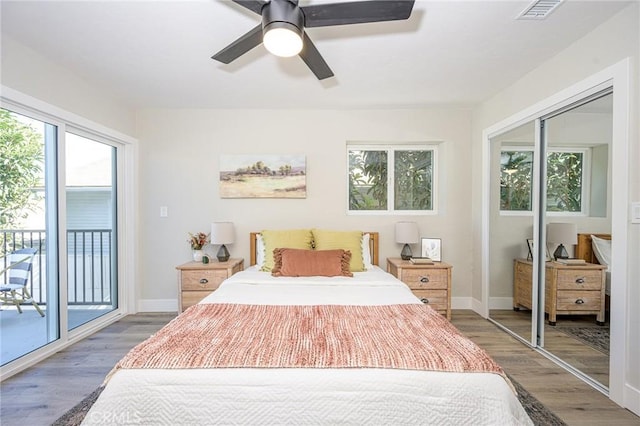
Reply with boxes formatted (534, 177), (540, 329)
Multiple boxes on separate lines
(114, 303), (505, 378)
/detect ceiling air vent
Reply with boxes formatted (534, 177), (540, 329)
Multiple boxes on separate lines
(517, 0), (564, 20)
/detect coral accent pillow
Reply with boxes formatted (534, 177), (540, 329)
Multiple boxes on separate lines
(272, 248), (353, 277)
(260, 229), (313, 272)
(312, 229), (364, 272)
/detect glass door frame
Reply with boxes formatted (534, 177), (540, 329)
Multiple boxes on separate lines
(481, 59), (631, 406)
(0, 87), (137, 381)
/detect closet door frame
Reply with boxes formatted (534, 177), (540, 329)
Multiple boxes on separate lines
(481, 59), (630, 407)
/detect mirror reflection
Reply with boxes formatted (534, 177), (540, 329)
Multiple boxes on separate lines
(488, 92), (612, 389)
(543, 93), (612, 388)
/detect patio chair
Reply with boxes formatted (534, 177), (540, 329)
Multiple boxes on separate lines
(0, 248), (45, 317)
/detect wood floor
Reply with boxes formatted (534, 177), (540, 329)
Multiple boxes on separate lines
(1, 310), (638, 425)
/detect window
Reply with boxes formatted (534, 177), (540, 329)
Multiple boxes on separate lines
(348, 145), (437, 214)
(500, 147), (589, 214)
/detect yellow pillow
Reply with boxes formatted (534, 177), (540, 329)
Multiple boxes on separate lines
(312, 229), (364, 272)
(260, 229), (313, 272)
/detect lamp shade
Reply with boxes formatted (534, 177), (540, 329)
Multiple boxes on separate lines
(546, 222), (578, 245)
(211, 222), (235, 245)
(395, 222), (419, 244)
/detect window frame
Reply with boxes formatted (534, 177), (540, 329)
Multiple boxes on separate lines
(347, 143), (439, 216)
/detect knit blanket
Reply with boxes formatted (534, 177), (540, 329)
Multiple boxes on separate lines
(113, 303), (505, 379)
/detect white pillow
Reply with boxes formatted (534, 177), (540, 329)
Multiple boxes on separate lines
(362, 233), (373, 270)
(256, 234), (265, 268)
(591, 235), (611, 268)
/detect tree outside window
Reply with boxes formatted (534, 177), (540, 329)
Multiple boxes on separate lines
(348, 145), (436, 213)
(500, 148), (586, 214)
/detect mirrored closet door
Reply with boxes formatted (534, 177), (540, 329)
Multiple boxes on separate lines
(488, 90), (613, 390)
(541, 92), (612, 388)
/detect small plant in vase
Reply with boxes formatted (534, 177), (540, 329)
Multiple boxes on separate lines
(187, 232), (209, 262)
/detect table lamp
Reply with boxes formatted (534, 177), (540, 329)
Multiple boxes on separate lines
(547, 222), (577, 260)
(211, 222), (235, 262)
(395, 221), (419, 260)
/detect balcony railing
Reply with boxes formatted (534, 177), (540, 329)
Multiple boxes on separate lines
(1, 229), (114, 306)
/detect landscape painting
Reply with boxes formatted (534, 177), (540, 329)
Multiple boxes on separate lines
(219, 154), (306, 198)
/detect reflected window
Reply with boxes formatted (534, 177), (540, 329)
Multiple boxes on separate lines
(500, 148), (588, 214)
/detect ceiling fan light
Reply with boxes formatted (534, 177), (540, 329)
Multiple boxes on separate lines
(263, 23), (303, 58)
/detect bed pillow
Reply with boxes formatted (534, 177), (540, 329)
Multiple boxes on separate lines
(260, 229), (313, 272)
(272, 248), (353, 277)
(256, 234), (265, 268)
(591, 235), (611, 268)
(362, 233), (373, 270)
(312, 229), (364, 272)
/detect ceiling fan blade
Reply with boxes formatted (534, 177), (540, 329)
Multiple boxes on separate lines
(231, 0), (267, 15)
(303, 0), (415, 28)
(299, 33), (334, 80)
(212, 24), (263, 64)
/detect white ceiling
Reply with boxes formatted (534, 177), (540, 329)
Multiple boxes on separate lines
(1, 0), (633, 109)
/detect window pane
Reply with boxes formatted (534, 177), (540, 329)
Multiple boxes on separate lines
(394, 150), (432, 210)
(65, 133), (118, 330)
(1, 108), (59, 365)
(500, 150), (533, 211)
(546, 152), (583, 212)
(348, 150), (387, 210)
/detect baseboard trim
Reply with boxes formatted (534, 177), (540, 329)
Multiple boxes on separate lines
(137, 299), (178, 312)
(624, 383), (640, 416)
(451, 297), (474, 309)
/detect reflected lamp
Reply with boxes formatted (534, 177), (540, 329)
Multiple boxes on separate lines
(547, 222), (577, 260)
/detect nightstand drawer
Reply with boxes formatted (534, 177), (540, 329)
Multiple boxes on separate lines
(401, 269), (448, 289)
(556, 269), (603, 290)
(181, 291), (213, 310)
(557, 290), (601, 311)
(411, 290), (448, 311)
(181, 269), (227, 291)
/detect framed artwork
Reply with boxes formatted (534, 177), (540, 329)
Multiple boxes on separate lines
(219, 154), (306, 198)
(526, 239), (551, 261)
(421, 238), (442, 261)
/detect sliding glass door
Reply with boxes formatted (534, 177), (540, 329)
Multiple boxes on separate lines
(65, 132), (118, 330)
(0, 109), (59, 365)
(0, 107), (121, 367)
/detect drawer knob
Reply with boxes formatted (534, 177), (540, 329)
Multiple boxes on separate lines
(575, 298), (585, 305)
(420, 276), (430, 283)
(420, 298), (430, 304)
(199, 278), (209, 284)
(575, 277), (585, 284)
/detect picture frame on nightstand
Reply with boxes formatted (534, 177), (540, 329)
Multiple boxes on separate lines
(421, 238), (441, 262)
(526, 238), (551, 261)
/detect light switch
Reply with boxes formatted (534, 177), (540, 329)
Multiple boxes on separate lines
(160, 206), (168, 217)
(631, 202), (640, 224)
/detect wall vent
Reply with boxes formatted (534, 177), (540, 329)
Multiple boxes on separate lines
(517, 0), (564, 20)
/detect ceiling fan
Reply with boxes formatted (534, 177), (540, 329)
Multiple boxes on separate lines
(212, 0), (415, 80)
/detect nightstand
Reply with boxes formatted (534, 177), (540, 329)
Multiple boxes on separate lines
(513, 259), (606, 325)
(386, 257), (452, 320)
(176, 258), (244, 312)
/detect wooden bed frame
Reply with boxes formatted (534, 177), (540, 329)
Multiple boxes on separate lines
(575, 233), (611, 264)
(249, 232), (379, 267)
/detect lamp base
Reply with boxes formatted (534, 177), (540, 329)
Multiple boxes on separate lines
(553, 244), (569, 260)
(217, 244), (230, 262)
(400, 243), (413, 260)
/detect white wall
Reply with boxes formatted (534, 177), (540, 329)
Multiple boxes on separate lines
(471, 2), (639, 413)
(1, 36), (136, 136)
(136, 107), (474, 307)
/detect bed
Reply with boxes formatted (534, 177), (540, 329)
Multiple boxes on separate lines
(576, 233), (612, 300)
(83, 230), (532, 425)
